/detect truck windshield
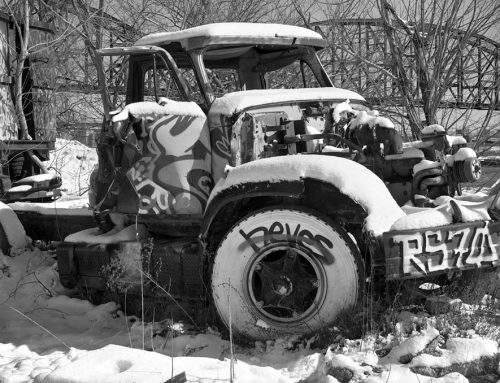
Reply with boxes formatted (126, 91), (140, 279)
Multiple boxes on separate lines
(200, 45), (331, 98)
(265, 60), (320, 89)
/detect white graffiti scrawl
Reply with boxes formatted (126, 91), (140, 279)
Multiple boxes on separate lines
(385, 220), (500, 280)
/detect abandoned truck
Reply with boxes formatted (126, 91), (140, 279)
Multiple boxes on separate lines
(45, 23), (498, 340)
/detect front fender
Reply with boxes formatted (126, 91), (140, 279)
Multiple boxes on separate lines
(201, 154), (403, 242)
(201, 179), (305, 239)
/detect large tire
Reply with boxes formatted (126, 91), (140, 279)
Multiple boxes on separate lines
(211, 206), (363, 340)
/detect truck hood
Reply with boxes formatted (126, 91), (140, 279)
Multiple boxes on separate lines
(209, 87), (366, 117)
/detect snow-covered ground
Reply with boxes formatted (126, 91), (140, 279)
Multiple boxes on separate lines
(0, 139), (499, 382)
(1, 247), (499, 382)
(44, 138), (98, 198)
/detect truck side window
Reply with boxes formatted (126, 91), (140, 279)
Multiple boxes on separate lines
(109, 59), (129, 110)
(206, 68), (240, 97)
(179, 68), (205, 106)
(143, 67), (183, 102)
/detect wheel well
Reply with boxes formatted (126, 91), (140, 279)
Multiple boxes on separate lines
(205, 178), (367, 256)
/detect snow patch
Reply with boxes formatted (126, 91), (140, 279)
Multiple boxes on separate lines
(0, 201), (30, 250)
(382, 326), (440, 364)
(371, 116), (394, 129)
(256, 319), (269, 329)
(391, 189), (498, 230)
(112, 100), (205, 122)
(413, 159), (441, 174)
(43, 138), (98, 197)
(446, 135), (467, 147)
(8, 184), (32, 192)
(332, 99), (354, 123)
(403, 140), (433, 149)
(322, 146), (350, 153)
(9, 198), (92, 216)
(453, 147), (477, 162)
(347, 110), (372, 128)
(209, 88), (366, 116)
(135, 22), (324, 47)
(385, 147), (424, 160)
(14, 173), (57, 183)
(410, 337), (498, 368)
(42, 343), (322, 383)
(43, 344), (172, 383)
(422, 124), (445, 134)
(326, 349), (373, 378)
(379, 366), (468, 382)
(390, 205), (453, 231)
(65, 224), (149, 244)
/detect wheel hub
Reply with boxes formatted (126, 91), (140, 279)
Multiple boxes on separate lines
(246, 243), (326, 322)
(272, 276), (293, 296)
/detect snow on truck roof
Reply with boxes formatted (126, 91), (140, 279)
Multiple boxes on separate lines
(134, 23), (326, 50)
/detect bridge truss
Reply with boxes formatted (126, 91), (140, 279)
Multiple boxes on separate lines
(312, 19), (499, 111)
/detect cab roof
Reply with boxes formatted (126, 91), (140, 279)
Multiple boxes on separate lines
(134, 22), (326, 51)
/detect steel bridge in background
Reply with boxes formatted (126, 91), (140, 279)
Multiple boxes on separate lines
(311, 19), (499, 111)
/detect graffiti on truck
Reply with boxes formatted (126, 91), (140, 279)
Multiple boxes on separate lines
(239, 220), (335, 264)
(385, 220), (500, 279)
(127, 113), (212, 215)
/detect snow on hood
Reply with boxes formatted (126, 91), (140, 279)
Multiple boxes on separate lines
(209, 88), (366, 117)
(210, 155), (404, 237)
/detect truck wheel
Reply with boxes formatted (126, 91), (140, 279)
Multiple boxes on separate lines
(211, 207), (363, 340)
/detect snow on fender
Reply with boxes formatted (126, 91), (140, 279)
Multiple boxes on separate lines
(0, 201), (30, 253)
(211, 206), (363, 340)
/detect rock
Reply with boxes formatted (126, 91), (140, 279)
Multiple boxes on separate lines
(425, 295), (462, 314)
(381, 326), (440, 364)
(411, 355), (500, 378)
(410, 337), (499, 379)
(328, 366), (353, 383)
(468, 373), (498, 383)
(325, 349), (374, 382)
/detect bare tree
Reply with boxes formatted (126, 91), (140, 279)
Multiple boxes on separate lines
(3, 0), (30, 139)
(69, 0), (112, 117)
(311, 0), (499, 143)
(378, 0), (500, 139)
(143, 0), (293, 30)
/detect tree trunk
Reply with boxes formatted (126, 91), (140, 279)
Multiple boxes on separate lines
(14, 0), (31, 140)
(71, 0), (112, 118)
(378, 0), (422, 139)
